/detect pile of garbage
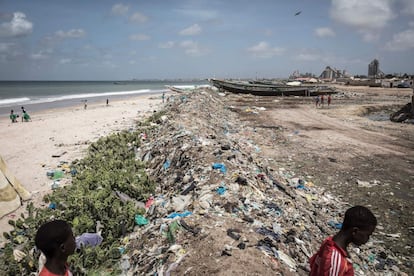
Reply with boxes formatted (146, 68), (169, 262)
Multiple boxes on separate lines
(121, 90), (410, 275)
(1, 89), (411, 275)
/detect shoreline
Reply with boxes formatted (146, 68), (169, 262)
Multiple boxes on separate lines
(0, 90), (166, 117)
(0, 93), (165, 233)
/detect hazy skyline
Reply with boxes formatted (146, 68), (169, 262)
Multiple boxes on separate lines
(1, 0), (413, 80)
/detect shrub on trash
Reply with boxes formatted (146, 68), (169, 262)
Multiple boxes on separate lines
(0, 129), (156, 275)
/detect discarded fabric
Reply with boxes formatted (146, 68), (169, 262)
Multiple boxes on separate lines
(76, 233), (103, 248)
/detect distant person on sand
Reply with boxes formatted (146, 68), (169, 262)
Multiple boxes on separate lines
(106, 98), (109, 106)
(314, 95), (320, 108)
(162, 92), (165, 103)
(309, 205), (377, 276)
(21, 106), (31, 122)
(328, 94), (332, 107)
(84, 100), (87, 110)
(9, 110), (18, 123)
(35, 220), (76, 276)
(320, 95), (324, 107)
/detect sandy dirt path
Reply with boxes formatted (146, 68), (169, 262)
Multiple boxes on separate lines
(224, 87), (414, 257)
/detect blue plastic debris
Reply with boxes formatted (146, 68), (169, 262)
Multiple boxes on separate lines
(48, 202), (56, 209)
(163, 160), (171, 170)
(216, 185), (227, 195)
(212, 163), (227, 174)
(328, 220), (342, 229)
(167, 210), (192, 219)
(295, 184), (309, 191)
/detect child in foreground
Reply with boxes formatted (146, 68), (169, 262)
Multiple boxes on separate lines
(309, 205), (377, 276)
(35, 220), (76, 276)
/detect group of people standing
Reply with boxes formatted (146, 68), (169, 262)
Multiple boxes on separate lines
(314, 94), (332, 108)
(9, 106), (31, 123)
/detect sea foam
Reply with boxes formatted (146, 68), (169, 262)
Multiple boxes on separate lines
(0, 97), (31, 106)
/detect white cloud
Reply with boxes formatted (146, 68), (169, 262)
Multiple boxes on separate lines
(129, 34), (150, 41)
(129, 12), (148, 23)
(384, 28), (414, 51)
(159, 41), (175, 49)
(0, 12), (33, 37)
(330, 0), (394, 41)
(56, 29), (86, 38)
(179, 24), (202, 36)
(315, 27), (336, 38)
(180, 40), (207, 56)
(111, 4), (129, 16)
(247, 41), (285, 58)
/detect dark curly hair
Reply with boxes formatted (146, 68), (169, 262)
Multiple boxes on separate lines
(341, 205), (377, 230)
(35, 220), (72, 258)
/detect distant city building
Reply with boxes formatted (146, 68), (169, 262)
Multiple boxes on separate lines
(319, 66), (344, 80)
(368, 59), (379, 78)
(368, 59), (383, 78)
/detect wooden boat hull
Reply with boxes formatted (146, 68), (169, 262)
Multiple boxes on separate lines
(210, 79), (336, 96)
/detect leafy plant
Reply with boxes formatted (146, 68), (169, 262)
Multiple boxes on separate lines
(0, 127), (158, 274)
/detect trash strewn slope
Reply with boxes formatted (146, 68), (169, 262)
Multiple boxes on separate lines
(126, 89), (408, 275)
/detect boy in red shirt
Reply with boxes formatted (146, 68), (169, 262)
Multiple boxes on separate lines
(35, 220), (76, 276)
(309, 206), (377, 276)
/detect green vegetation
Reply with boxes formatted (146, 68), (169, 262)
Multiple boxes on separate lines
(0, 125), (158, 275)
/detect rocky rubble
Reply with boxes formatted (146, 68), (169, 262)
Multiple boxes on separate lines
(390, 102), (414, 123)
(122, 89), (409, 275)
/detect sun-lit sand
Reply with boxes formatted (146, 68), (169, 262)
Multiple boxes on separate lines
(0, 94), (163, 233)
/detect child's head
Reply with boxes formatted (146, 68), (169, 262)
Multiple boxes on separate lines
(341, 205), (377, 246)
(35, 220), (76, 260)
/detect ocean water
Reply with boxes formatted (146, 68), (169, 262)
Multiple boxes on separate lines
(0, 80), (208, 116)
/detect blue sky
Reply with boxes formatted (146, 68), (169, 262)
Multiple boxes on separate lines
(0, 0), (413, 80)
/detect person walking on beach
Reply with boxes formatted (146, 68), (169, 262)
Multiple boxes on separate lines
(35, 220), (76, 276)
(309, 205), (377, 276)
(328, 94), (332, 107)
(320, 95), (325, 107)
(162, 92), (165, 103)
(106, 98), (109, 106)
(21, 106), (26, 122)
(314, 95), (320, 108)
(84, 100), (87, 110)
(9, 110), (18, 123)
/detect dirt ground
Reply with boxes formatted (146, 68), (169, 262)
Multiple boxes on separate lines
(222, 85), (414, 260)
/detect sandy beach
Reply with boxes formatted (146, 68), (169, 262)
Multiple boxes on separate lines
(0, 94), (163, 233)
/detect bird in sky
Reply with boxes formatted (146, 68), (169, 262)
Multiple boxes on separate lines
(295, 11), (302, 16)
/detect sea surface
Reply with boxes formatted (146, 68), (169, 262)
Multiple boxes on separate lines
(0, 80), (209, 116)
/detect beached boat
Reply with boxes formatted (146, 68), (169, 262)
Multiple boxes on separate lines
(165, 85), (187, 93)
(209, 78), (336, 96)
